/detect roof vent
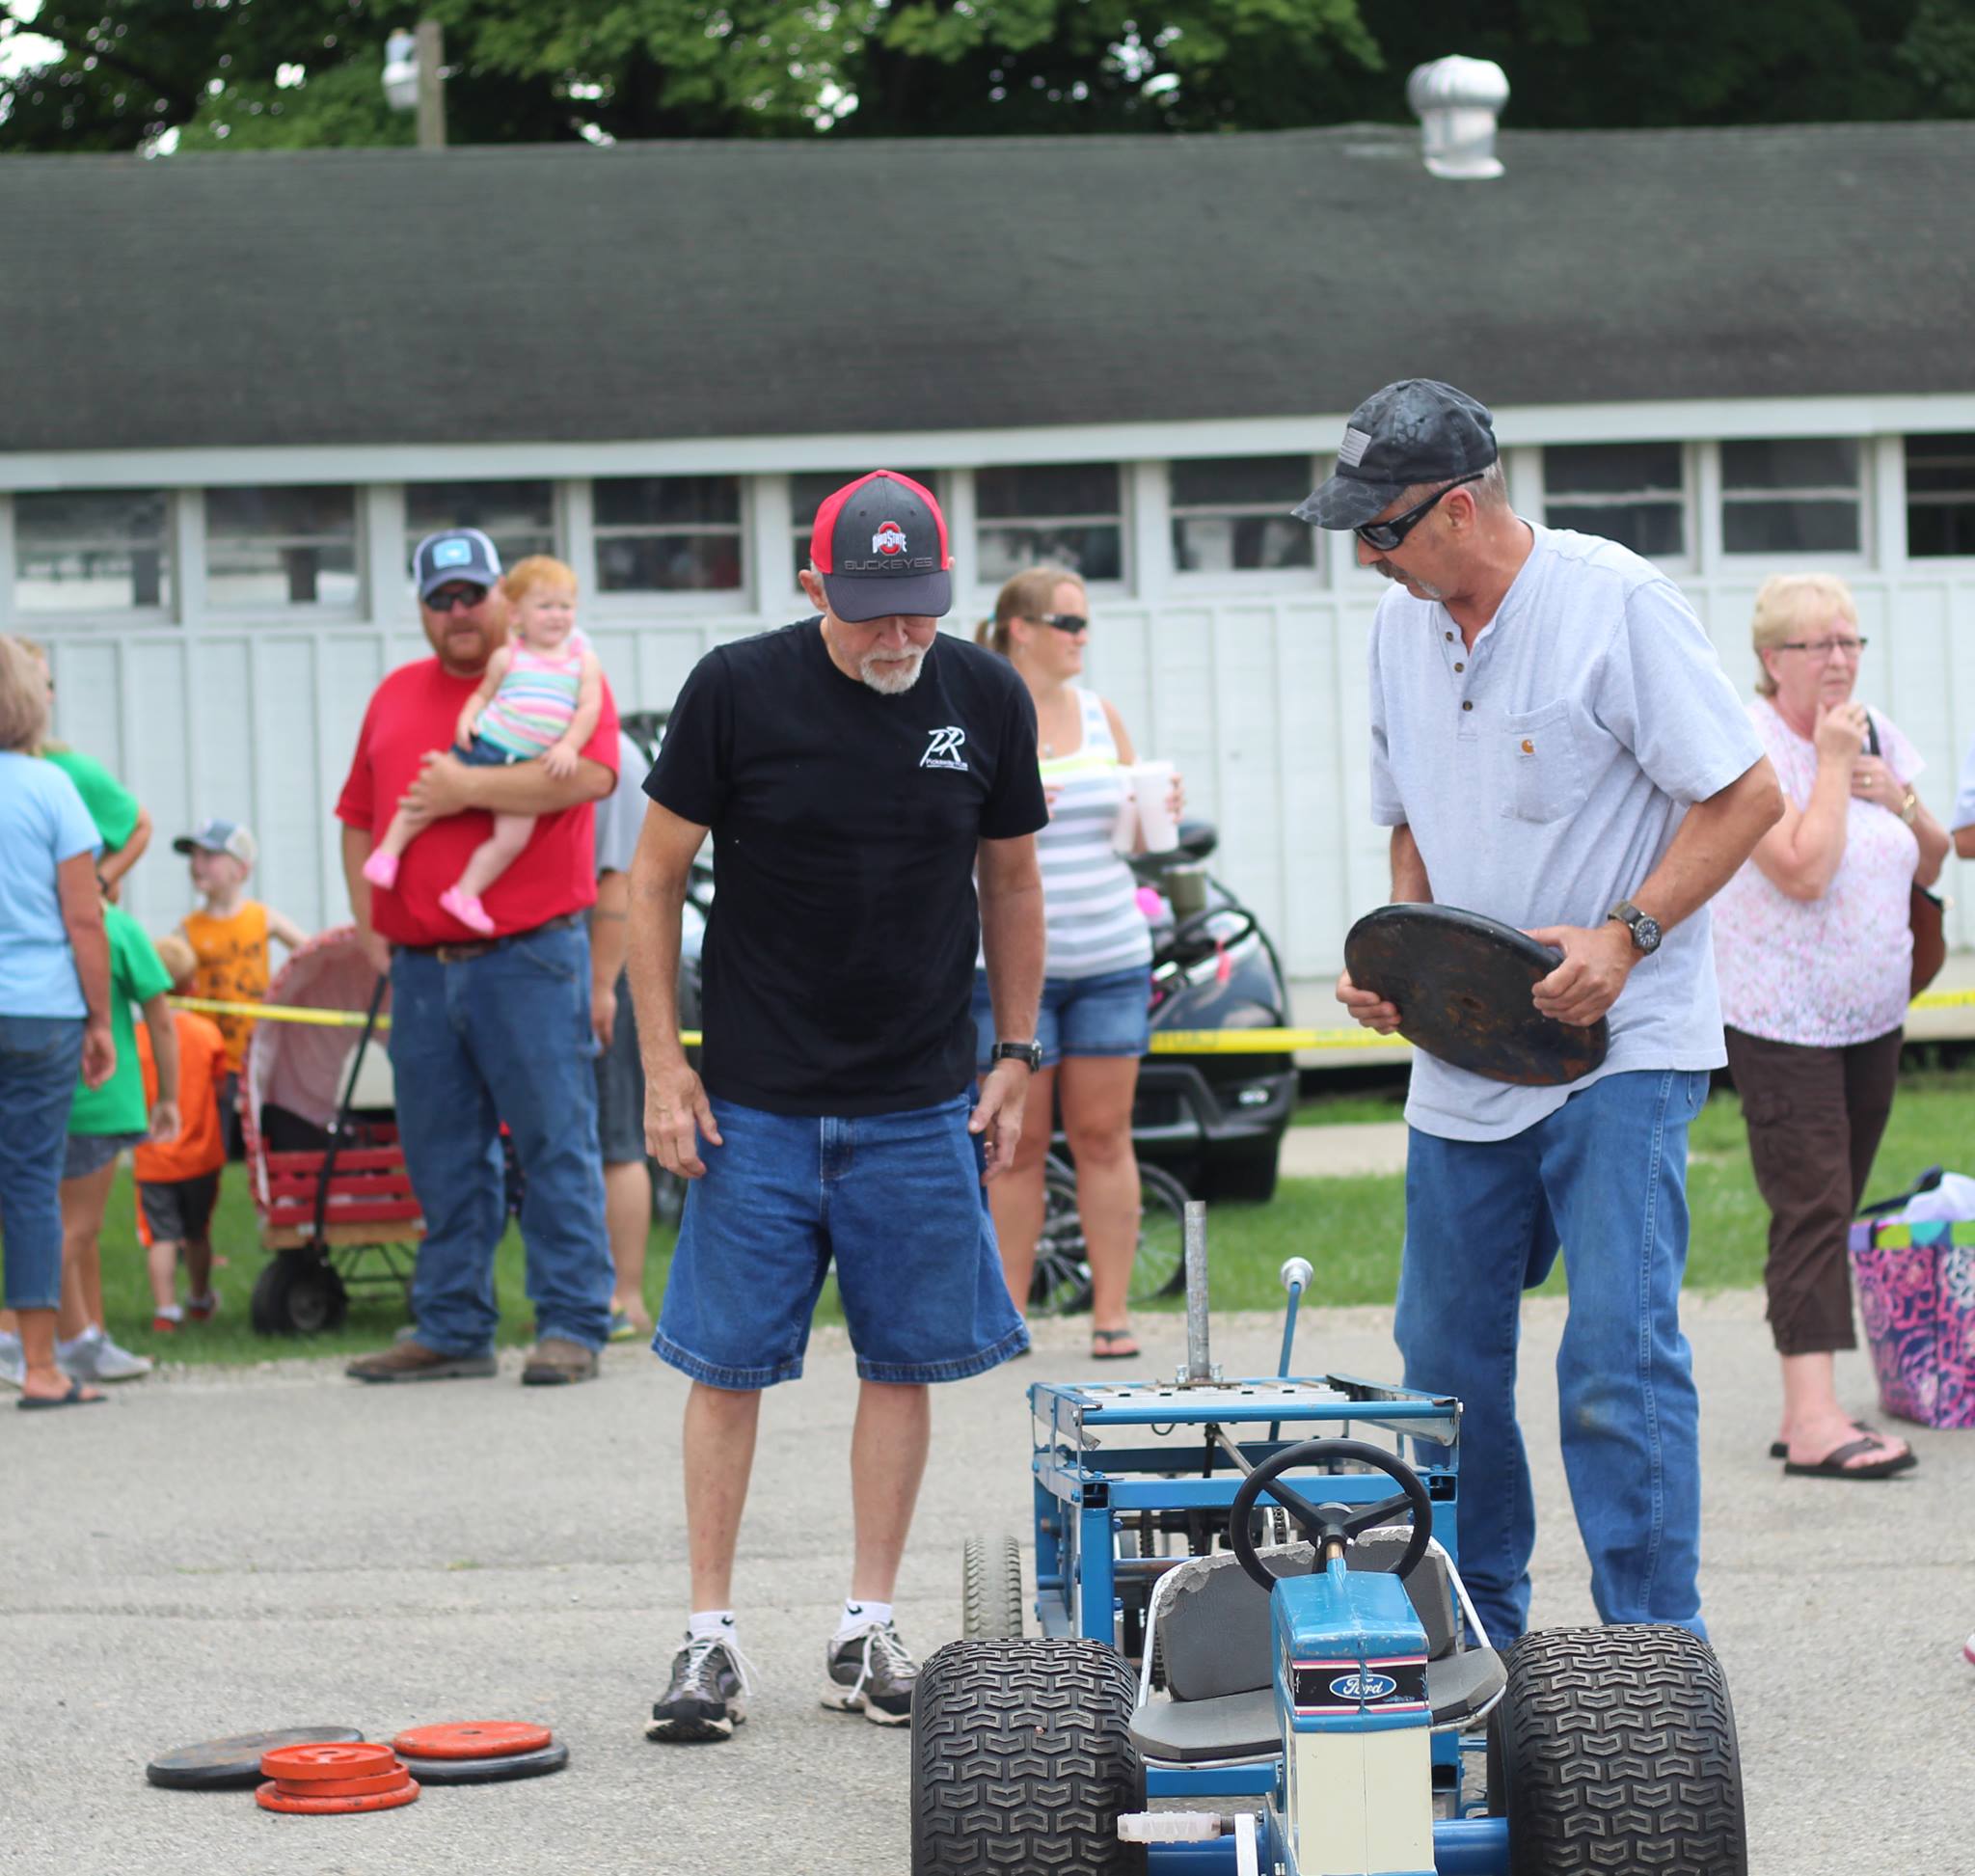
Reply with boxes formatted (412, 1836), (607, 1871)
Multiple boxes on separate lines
(1406, 56), (1509, 179)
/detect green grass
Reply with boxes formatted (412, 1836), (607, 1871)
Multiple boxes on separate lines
(88, 1074), (1975, 1364)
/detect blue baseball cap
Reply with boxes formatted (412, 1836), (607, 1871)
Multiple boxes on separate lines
(411, 528), (501, 600)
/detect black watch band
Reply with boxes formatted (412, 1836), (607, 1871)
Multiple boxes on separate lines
(991, 1041), (1043, 1073)
(1608, 899), (1663, 955)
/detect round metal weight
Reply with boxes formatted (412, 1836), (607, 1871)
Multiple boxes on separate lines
(145, 1727), (365, 1791)
(256, 1780), (421, 1815)
(259, 1741), (398, 1783)
(272, 1763), (411, 1800)
(391, 1721), (554, 1760)
(395, 1740), (570, 1785)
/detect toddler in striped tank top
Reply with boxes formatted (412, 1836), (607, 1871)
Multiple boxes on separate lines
(363, 555), (604, 935)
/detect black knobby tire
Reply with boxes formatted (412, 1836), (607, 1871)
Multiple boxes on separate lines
(1489, 1624), (1747, 1876)
(250, 1248), (349, 1336)
(960, 1534), (1024, 1640)
(911, 1639), (1145, 1876)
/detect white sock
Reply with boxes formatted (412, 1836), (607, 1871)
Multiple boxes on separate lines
(687, 1610), (737, 1645)
(155, 1304), (183, 1322)
(836, 1598), (892, 1641)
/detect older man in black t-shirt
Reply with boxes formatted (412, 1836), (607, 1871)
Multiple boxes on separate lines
(628, 473), (1047, 1745)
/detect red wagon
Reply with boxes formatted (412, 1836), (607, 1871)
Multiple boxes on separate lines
(242, 926), (423, 1334)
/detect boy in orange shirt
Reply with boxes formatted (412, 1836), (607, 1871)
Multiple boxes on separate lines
(173, 819), (305, 1159)
(136, 935), (230, 1330)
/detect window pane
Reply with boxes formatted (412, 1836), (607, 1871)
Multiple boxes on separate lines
(1544, 443), (1682, 497)
(1721, 500), (1861, 555)
(594, 476), (740, 528)
(1173, 515), (1313, 572)
(597, 534), (743, 593)
(977, 524), (1122, 585)
(1720, 438), (1859, 491)
(976, 462), (1120, 521)
(406, 479), (555, 571)
(1907, 435), (1975, 558)
(1545, 502), (1685, 559)
(14, 490), (171, 612)
(1170, 455), (1312, 509)
(204, 485), (358, 607)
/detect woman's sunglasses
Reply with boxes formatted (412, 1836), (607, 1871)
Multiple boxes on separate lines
(1354, 472), (1486, 553)
(1034, 612), (1090, 635)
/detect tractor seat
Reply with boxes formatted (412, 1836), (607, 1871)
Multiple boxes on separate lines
(1128, 1538), (1505, 1766)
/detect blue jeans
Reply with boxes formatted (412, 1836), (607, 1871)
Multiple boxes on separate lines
(1395, 1069), (1710, 1647)
(655, 1093), (1029, 1389)
(0, 1015), (85, 1311)
(388, 922), (613, 1355)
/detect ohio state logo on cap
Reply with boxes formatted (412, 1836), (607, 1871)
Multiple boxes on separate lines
(873, 522), (908, 557)
(811, 471), (955, 622)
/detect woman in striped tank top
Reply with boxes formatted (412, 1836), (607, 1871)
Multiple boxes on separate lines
(972, 567), (1183, 1362)
(363, 556), (604, 936)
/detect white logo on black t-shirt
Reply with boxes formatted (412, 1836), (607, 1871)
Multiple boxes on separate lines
(920, 725), (968, 772)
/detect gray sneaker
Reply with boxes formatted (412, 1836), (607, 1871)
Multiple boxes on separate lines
(646, 1631), (756, 1744)
(823, 1618), (918, 1726)
(0, 1334), (22, 1391)
(59, 1328), (152, 1382)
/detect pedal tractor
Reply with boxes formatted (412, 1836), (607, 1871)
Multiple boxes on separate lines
(911, 1208), (1747, 1876)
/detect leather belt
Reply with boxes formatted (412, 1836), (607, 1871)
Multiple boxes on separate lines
(413, 911), (583, 965)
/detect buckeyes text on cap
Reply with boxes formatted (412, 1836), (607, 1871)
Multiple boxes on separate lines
(810, 473), (954, 623)
(172, 817), (258, 868)
(412, 527), (502, 600)
(1292, 380), (1499, 531)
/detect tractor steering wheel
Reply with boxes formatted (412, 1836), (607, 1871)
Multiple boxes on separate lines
(1228, 1437), (1433, 1592)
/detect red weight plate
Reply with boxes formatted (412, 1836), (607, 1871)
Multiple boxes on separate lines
(260, 1741), (398, 1782)
(272, 1763), (410, 1799)
(256, 1780), (420, 1815)
(391, 1722), (553, 1760)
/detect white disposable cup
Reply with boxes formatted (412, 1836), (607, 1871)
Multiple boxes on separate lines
(1130, 759), (1178, 853)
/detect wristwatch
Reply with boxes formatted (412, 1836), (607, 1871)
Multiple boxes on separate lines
(1608, 900), (1663, 955)
(991, 1041), (1043, 1073)
(1899, 788), (1919, 828)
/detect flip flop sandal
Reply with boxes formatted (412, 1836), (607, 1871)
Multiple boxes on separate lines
(1768, 1418), (1883, 1461)
(1090, 1329), (1140, 1362)
(17, 1379), (107, 1411)
(1781, 1434), (1918, 1480)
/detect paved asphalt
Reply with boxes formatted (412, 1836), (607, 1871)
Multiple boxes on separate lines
(4, 1291), (1968, 1875)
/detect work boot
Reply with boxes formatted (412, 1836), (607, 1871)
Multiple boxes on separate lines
(345, 1340), (496, 1383)
(520, 1337), (600, 1386)
(646, 1633), (755, 1744)
(822, 1618), (918, 1726)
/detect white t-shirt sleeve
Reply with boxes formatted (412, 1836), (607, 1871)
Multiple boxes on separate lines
(593, 730), (648, 877)
(1595, 579), (1764, 803)
(1367, 616), (1406, 828)
(1953, 736), (1975, 833)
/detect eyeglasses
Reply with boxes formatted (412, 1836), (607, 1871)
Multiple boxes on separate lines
(1777, 636), (1868, 658)
(425, 585), (488, 612)
(1354, 472), (1486, 553)
(1034, 613), (1090, 635)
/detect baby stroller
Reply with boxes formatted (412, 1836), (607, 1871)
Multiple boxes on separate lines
(241, 926), (423, 1334)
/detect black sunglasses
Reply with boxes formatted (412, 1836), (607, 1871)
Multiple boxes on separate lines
(1035, 612), (1090, 635)
(425, 585), (488, 612)
(1354, 472), (1486, 553)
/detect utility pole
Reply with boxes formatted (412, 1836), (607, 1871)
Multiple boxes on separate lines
(414, 18), (446, 150)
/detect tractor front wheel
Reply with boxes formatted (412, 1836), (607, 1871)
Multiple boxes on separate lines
(1489, 1624), (1747, 1875)
(960, 1534), (1024, 1641)
(911, 1639), (1144, 1876)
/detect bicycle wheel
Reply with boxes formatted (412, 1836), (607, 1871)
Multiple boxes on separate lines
(1128, 1162), (1190, 1303)
(1029, 1158), (1091, 1318)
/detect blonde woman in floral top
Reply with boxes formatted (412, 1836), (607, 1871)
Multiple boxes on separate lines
(1713, 574), (1950, 1479)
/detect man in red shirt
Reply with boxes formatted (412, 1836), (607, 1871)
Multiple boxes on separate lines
(336, 527), (618, 1386)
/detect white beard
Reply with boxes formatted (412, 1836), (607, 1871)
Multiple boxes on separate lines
(859, 650), (926, 694)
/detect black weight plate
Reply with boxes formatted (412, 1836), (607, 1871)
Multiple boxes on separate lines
(396, 1740), (570, 1784)
(146, 1726), (365, 1791)
(1343, 903), (1609, 1087)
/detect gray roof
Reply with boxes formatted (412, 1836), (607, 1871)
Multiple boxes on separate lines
(5, 121), (1973, 454)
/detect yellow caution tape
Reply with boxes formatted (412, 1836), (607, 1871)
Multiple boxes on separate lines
(170, 997), (389, 1029)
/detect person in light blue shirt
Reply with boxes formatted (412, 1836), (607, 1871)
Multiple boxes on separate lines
(0, 636), (117, 1408)
(1302, 381), (1784, 1648)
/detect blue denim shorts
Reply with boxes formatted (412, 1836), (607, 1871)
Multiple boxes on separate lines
(64, 1129), (145, 1183)
(653, 1093), (1030, 1389)
(971, 965), (1150, 1072)
(455, 736), (528, 769)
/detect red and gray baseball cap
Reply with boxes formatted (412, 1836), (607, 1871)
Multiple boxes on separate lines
(1294, 380), (1499, 530)
(809, 472), (953, 622)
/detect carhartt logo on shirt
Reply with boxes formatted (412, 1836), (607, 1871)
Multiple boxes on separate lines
(920, 726), (968, 772)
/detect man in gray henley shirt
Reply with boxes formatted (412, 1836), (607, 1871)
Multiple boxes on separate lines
(1304, 380), (1783, 1647)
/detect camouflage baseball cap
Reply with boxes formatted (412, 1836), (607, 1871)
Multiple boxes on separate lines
(1293, 380), (1498, 530)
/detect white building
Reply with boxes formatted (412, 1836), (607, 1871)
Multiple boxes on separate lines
(5, 120), (1973, 1024)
